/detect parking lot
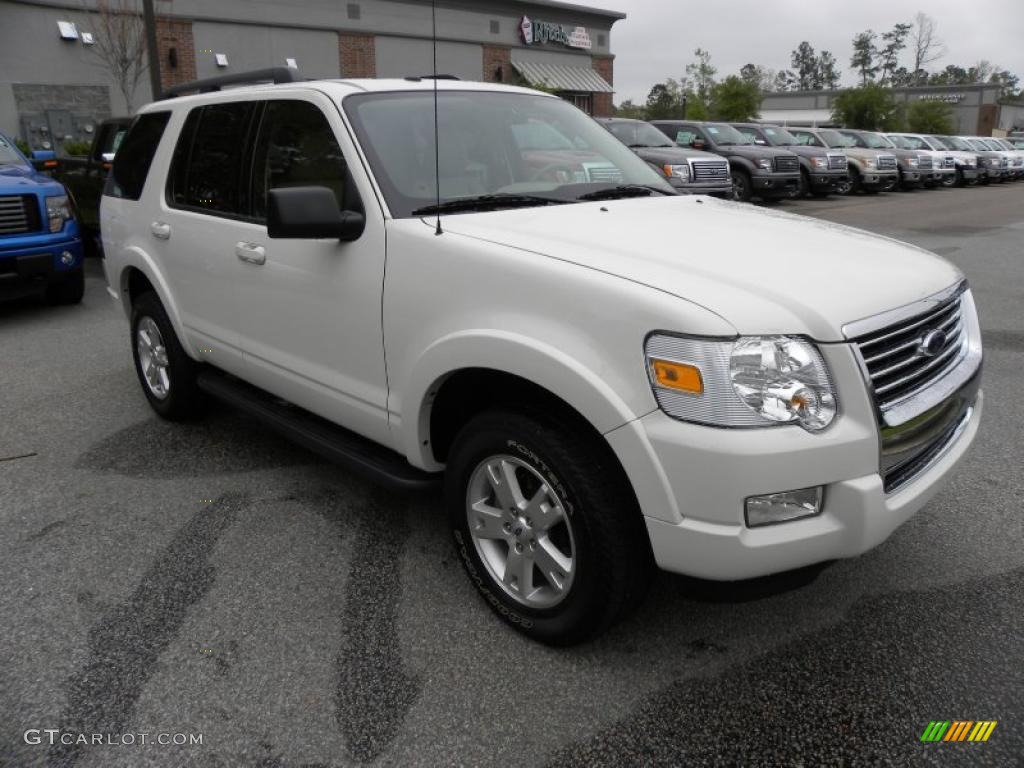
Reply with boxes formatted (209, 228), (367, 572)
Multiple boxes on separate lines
(1, 182), (1022, 767)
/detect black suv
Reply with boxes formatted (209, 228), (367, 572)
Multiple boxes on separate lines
(732, 123), (849, 197)
(651, 120), (800, 202)
(596, 118), (732, 198)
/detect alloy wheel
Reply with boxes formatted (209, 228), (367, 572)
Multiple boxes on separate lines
(136, 316), (171, 399)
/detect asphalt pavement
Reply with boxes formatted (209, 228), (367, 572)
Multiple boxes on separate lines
(1, 182), (1021, 767)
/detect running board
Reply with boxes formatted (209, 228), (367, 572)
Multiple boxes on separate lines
(196, 369), (440, 492)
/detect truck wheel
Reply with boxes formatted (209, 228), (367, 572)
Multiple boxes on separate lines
(943, 172), (958, 188)
(798, 170), (811, 198)
(849, 167), (862, 194)
(446, 410), (652, 645)
(45, 267), (84, 305)
(130, 291), (204, 420)
(731, 170), (752, 202)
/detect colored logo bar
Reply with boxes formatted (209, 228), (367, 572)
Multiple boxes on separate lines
(920, 721), (997, 742)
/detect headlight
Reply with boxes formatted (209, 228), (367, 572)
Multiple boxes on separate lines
(645, 334), (837, 432)
(663, 164), (691, 181)
(987, 158), (1001, 167)
(907, 157), (918, 167)
(863, 158), (877, 170)
(757, 158), (772, 171)
(966, 158), (977, 168)
(810, 157), (827, 168)
(46, 194), (71, 233)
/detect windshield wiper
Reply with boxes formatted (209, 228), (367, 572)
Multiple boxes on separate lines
(576, 184), (671, 201)
(411, 194), (564, 216)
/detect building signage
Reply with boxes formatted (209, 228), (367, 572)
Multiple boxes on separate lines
(519, 16), (592, 50)
(921, 93), (966, 103)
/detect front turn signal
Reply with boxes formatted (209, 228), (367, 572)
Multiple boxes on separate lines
(650, 358), (703, 395)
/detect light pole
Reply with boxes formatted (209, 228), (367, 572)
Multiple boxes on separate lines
(142, 0), (162, 100)
(681, 94), (687, 119)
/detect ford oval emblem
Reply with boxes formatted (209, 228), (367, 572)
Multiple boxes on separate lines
(918, 329), (947, 358)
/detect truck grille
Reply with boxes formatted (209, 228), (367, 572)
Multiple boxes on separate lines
(584, 163), (624, 183)
(0, 195), (37, 235)
(854, 294), (967, 411)
(827, 153), (846, 170)
(917, 155), (933, 170)
(877, 155), (897, 171)
(691, 160), (729, 181)
(942, 156), (955, 169)
(773, 156), (799, 173)
(884, 408), (971, 493)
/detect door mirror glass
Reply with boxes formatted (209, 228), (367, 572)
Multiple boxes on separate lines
(267, 186), (365, 240)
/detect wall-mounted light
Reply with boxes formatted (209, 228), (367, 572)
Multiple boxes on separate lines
(286, 58), (298, 69)
(81, 32), (95, 45)
(57, 20), (79, 40)
(215, 53), (229, 67)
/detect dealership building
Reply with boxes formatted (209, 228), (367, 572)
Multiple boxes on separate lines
(759, 83), (1018, 135)
(0, 0), (624, 150)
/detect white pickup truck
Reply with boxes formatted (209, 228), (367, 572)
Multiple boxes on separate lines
(102, 73), (983, 644)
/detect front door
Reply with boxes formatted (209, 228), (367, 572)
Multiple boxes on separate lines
(232, 94), (390, 447)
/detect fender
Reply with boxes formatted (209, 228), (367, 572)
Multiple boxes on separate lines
(114, 245), (192, 359)
(728, 155), (757, 175)
(797, 156), (813, 175)
(400, 329), (650, 471)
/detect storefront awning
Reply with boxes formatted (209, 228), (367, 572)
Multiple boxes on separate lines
(511, 60), (614, 94)
(757, 109), (836, 127)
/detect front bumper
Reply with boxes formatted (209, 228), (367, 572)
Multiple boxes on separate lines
(0, 230), (83, 295)
(675, 180), (734, 198)
(607, 344), (982, 580)
(751, 172), (800, 198)
(808, 171), (848, 191)
(858, 170), (899, 190)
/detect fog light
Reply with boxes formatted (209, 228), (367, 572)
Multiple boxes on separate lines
(745, 486), (822, 528)
(60, 250), (74, 265)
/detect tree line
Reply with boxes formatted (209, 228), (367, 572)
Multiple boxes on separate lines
(616, 12), (1022, 127)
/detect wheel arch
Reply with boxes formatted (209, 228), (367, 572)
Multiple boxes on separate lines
(115, 249), (189, 349)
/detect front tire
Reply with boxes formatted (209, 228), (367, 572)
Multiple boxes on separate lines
(44, 267), (84, 305)
(446, 410), (652, 645)
(130, 291), (204, 420)
(731, 169), (753, 203)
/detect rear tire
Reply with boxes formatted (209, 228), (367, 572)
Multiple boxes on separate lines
(44, 267), (84, 305)
(130, 291), (204, 421)
(446, 409), (652, 645)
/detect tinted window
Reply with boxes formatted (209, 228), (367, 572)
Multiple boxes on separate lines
(251, 100), (349, 221)
(167, 102), (257, 216)
(105, 111), (170, 200)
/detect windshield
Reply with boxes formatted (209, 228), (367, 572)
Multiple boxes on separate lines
(885, 135), (912, 149)
(817, 130), (856, 148)
(841, 130), (889, 149)
(344, 91), (671, 217)
(935, 136), (970, 151)
(967, 138), (990, 152)
(604, 121), (674, 148)
(704, 123), (750, 146)
(981, 139), (1004, 151)
(0, 135), (28, 166)
(761, 126), (799, 146)
(900, 135), (930, 150)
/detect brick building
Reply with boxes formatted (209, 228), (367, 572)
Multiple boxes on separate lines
(0, 0), (624, 150)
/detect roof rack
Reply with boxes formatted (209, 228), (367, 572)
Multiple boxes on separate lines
(161, 67), (303, 99)
(403, 74), (461, 81)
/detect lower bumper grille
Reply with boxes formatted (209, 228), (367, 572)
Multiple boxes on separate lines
(883, 406), (972, 493)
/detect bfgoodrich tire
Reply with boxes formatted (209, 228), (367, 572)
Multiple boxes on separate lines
(446, 410), (652, 645)
(130, 291), (204, 420)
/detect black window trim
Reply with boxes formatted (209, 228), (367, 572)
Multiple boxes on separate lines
(103, 110), (172, 201)
(164, 100), (264, 224)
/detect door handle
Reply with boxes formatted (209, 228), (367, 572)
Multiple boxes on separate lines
(150, 221), (171, 240)
(235, 242), (266, 265)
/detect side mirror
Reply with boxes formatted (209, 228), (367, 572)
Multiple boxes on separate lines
(101, 152), (116, 163)
(691, 138), (705, 150)
(30, 150), (57, 161)
(267, 186), (365, 241)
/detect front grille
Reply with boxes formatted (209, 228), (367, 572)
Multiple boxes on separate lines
(773, 155), (799, 173)
(883, 408), (970, 493)
(854, 294), (967, 411)
(0, 195), (36, 236)
(877, 155), (897, 171)
(943, 156), (955, 169)
(917, 155), (933, 170)
(827, 153), (846, 170)
(691, 160), (729, 181)
(584, 163), (624, 183)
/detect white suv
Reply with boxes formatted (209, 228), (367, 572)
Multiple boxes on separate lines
(102, 73), (983, 644)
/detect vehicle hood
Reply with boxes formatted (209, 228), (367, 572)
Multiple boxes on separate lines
(433, 195), (961, 342)
(776, 144), (827, 158)
(717, 144), (795, 161)
(0, 162), (64, 194)
(842, 147), (893, 162)
(633, 147), (725, 165)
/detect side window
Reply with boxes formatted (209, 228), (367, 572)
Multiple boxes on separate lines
(675, 130), (697, 145)
(251, 100), (350, 221)
(738, 127), (760, 143)
(791, 132), (814, 146)
(104, 111), (171, 200)
(167, 101), (257, 216)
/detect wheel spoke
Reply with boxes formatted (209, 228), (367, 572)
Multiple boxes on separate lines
(487, 459), (524, 512)
(503, 547), (533, 595)
(533, 537), (571, 591)
(525, 485), (563, 531)
(469, 500), (509, 540)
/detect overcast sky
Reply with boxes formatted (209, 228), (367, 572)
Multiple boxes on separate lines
(585, 0), (1024, 104)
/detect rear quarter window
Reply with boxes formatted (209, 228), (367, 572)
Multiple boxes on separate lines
(104, 111), (171, 200)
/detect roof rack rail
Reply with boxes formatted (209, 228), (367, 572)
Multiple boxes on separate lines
(403, 74), (461, 81)
(161, 67), (303, 99)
